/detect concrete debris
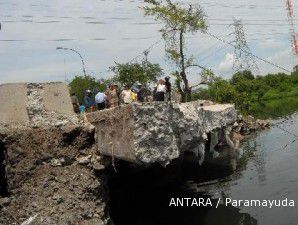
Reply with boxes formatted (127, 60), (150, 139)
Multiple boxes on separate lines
(50, 158), (65, 167)
(91, 155), (105, 171)
(234, 114), (271, 135)
(21, 214), (39, 225)
(87, 100), (238, 166)
(0, 197), (11, 207)
(76, 155), (91, 165)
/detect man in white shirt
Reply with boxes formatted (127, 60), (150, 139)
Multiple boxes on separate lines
(120, 85), (132, 104)
(155, 79), (166, 101)
(95, 91), (107, 110)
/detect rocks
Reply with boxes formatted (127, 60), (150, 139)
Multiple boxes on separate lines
(76, 155), (91, 165)
(20, 214), (39, 225)
(50, 158), (64, 167)
(0, 197), (11, 207)
(233, 115), (271, 135)
(91, 155), (105, 171)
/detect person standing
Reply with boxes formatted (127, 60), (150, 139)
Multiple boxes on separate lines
(106, 84), (120, 108)
(95, 91), (107, 110)
(131, 88), (138, 102)
(155, 79), (166, 101)
(120, 85), (132, 104)
(136, 82), (145, 102)
(165, 76), (172, 102)
(83, 90), (94, 112)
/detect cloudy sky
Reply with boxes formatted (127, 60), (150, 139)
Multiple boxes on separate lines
(0, 0), (297, 84)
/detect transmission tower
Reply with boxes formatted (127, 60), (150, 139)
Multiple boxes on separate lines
(232, 18), (259, 73)
(286, 0), (298, 56)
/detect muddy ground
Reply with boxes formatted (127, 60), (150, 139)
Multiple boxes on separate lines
(0, 125), (110, 225)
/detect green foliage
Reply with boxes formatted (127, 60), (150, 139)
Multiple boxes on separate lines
(110, 58), (163, 86)
(68, 75), (107, 103)
(143, 0), (207, 34)
(192, 71), (298, 118)
(230, 70), (254, 84)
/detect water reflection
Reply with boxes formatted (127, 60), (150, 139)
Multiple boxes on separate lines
(108, 113), (298, 225)
(108, 163), (258, 225)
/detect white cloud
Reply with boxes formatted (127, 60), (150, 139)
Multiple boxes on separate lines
(218, 53), (235, 74)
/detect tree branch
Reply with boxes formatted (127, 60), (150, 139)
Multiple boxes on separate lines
(185, 64), (207, 70)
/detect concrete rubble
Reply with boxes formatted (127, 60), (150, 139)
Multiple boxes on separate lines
(87, 100), (238, 166)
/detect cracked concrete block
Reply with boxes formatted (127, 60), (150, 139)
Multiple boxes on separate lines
(0, 83), (29, 124)
(87, 100), (237, 166)
(0, 82), (78, 128)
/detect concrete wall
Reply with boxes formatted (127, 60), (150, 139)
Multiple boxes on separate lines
(0, 82), (77, 127)
(0, 83), (29, 124)
(43, 82), (75, 116)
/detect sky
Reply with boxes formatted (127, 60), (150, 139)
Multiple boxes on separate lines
(0, 0), (297, 85)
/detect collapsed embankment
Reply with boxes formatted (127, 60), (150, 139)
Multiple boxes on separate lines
(0, 82), (270, 225)
(0, 126), (111, 225)
(0, 82), (111, 224)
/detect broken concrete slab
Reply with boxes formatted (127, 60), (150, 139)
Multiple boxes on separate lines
(87, 100), (238, 166)
(87, 105), (137, 162)
(0, 83), (29, 124)
(43, 82), (75, 116)
(0, 82), (78, 128)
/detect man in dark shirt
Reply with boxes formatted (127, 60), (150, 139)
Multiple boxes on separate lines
(83, 90), (94, 112)
(165, 76), (172, 101)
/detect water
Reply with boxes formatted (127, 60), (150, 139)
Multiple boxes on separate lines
(108, 113), (298, 225)
(0, 0), (293, 84)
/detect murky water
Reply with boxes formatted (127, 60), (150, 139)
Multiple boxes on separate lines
(0, 0), (292, 83)
(108, 113), (298, 225)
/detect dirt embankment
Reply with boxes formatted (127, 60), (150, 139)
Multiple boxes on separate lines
(0, 125), (110, 225)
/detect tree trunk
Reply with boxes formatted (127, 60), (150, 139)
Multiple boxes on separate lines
(179, 29), (191, 102)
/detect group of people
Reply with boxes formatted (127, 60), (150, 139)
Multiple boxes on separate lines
(71, 77), (172, 113)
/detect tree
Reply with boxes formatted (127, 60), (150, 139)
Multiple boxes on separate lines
(230, 70), (254, 85)
(110, 54), (163, 86)
(293, 64), (298, 73)
(143, 0), (208, 102)
(69, 75), (107, 103)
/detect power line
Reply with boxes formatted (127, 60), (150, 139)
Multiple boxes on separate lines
(127, 38), (163, 63)
(199, 43), (231, 63)
(205, 31), (292, 73)
(232, 18), (260, 73)
(95, 38), (163, 77)
(210, 23), (297, 26)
